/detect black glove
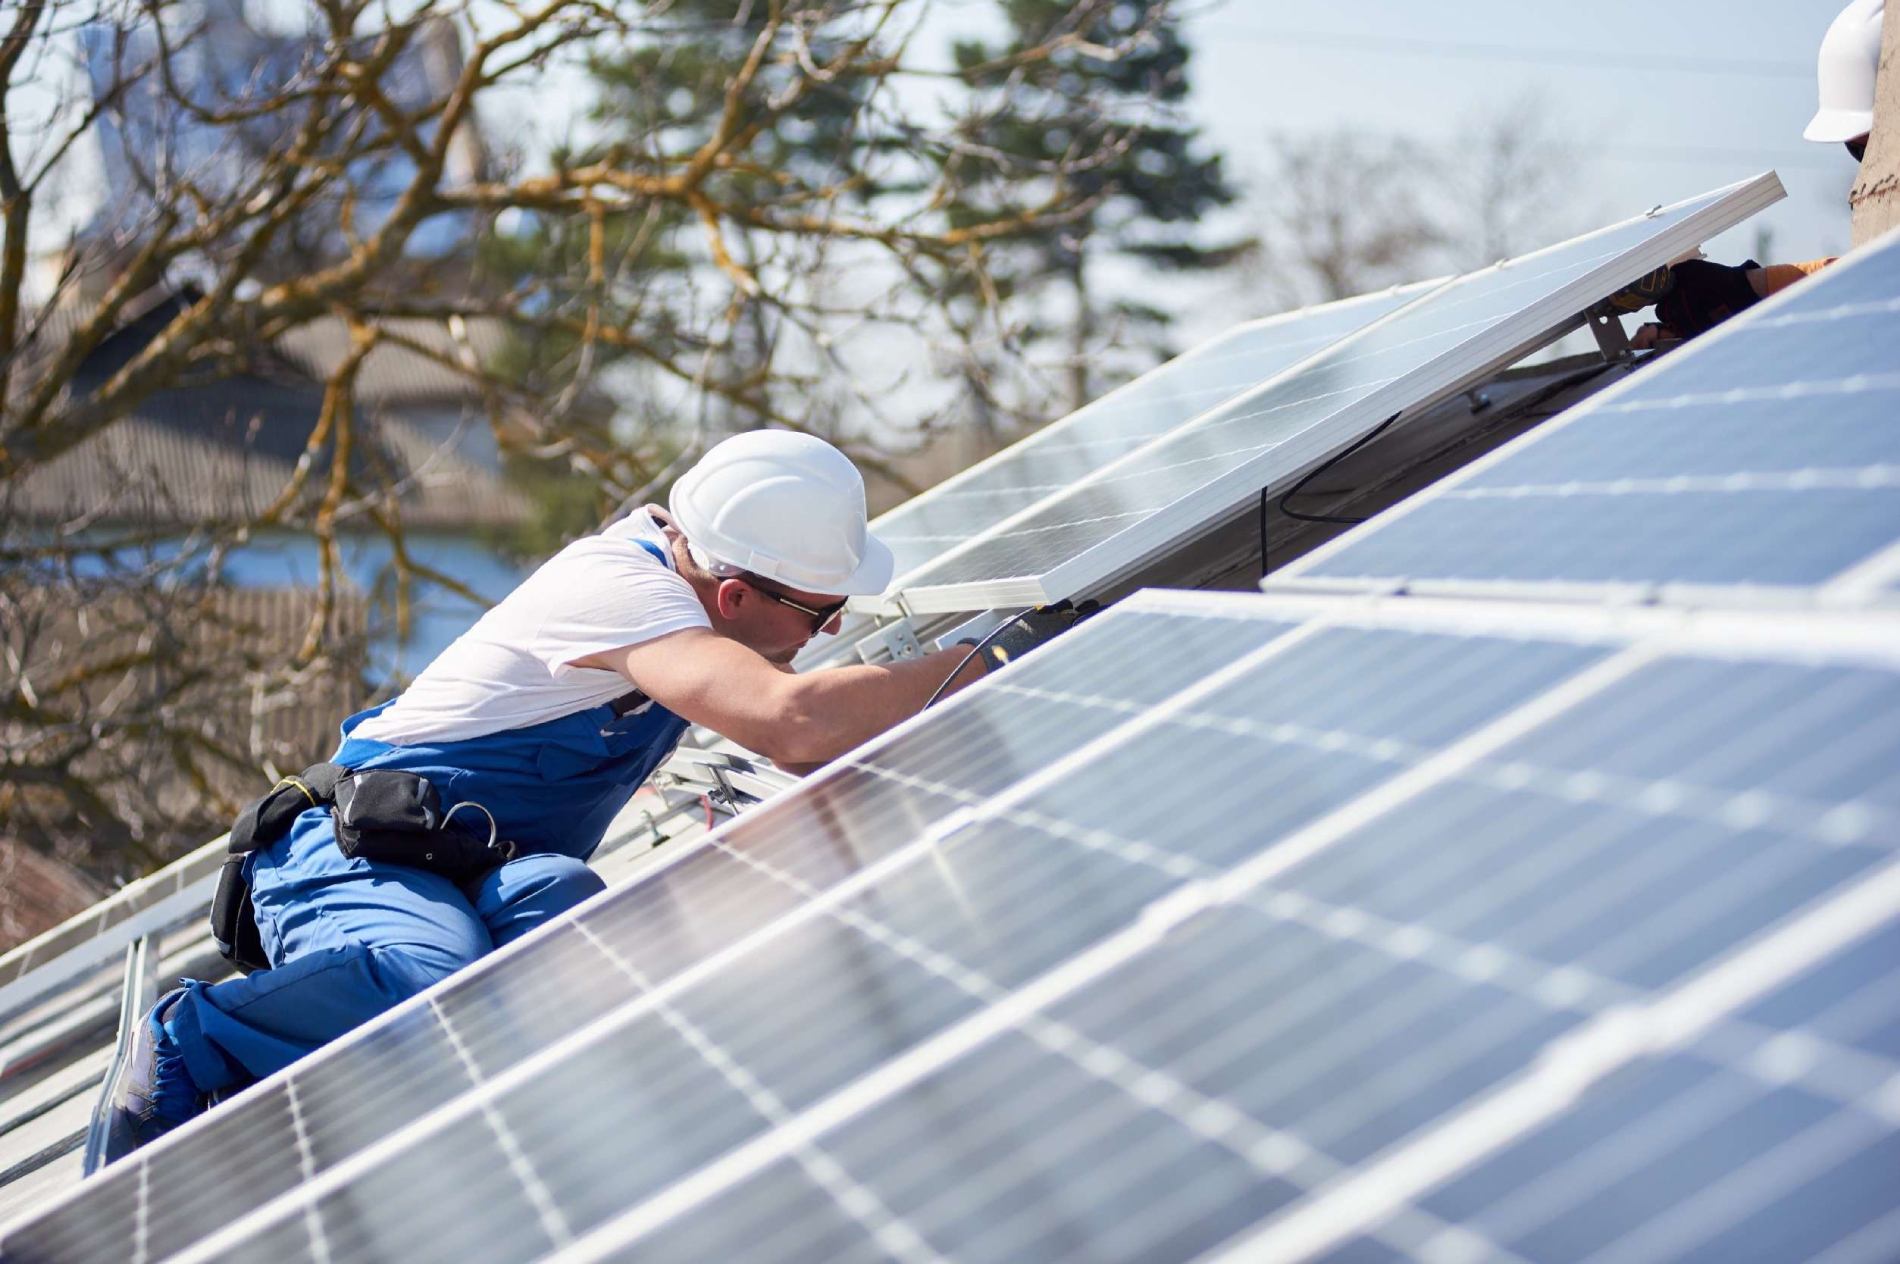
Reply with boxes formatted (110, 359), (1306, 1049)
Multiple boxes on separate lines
(964, 600), (1097, 671)
(1654, 258), (1761, 336)
(1597, 259), (1761, 340)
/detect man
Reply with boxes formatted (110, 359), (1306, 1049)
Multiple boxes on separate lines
(107, 429), (1051, 1160)
(1622, 0), (1883, 347)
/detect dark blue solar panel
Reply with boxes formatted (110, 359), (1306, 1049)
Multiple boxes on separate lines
(14, 595), (1900, 1264)
(895, 182), (1768, 602)
(1293, 231), (1900, 597)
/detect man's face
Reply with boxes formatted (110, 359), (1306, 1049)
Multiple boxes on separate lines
(715, 575), (847, 662)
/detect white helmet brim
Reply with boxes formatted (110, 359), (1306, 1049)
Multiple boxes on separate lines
(834, 530), (894, 597)
(1804, 105), (1874, 143)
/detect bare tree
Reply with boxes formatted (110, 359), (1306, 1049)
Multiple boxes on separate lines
(1241, 129), (1447, 310)
(1431, 94), (1597, 269)
(0, 0), (1177, 882)
(1238, 97), (1591, 314)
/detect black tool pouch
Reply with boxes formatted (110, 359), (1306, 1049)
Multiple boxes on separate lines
(210, 854), (269, 974)
(332, 770), (515, 885)
(212, 762), (347, 975)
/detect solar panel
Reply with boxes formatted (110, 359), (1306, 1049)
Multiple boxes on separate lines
(0, 603), (1283, 1261)
(1275, 224), (1900, 606)
(11, 584), (1897, 1263)
(869, 285), (1437, 587)
(799, 285), (1435, 671)
(0, 841), (224, 1021)
(881, 173), (1785, 615)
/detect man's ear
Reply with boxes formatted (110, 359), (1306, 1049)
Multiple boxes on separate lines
(713, 577), (748, 621)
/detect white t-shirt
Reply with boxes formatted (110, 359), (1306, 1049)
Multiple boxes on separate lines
(352, 509), (710, 744)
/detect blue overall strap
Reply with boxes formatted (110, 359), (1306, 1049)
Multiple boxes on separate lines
(633, 538), (669, 567)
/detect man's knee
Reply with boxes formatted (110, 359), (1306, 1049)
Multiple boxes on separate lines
(475, 854), (604, 946)
(364, 939), (482, 1003)
(494, 853), (604, 909)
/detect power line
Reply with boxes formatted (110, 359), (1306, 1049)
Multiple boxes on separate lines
(1197, 23), (1813, 79)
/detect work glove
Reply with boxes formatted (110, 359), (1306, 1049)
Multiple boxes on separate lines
(1590, 264), (1676, 318)
(1595, 259), (1763, 343)
(1654, 258), (1762, 336)
(965, 600), (1097, 672)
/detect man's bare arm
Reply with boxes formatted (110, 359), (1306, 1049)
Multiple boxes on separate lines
(570, 630), (984, 765)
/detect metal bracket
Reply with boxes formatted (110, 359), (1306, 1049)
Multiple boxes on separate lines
(1587, 309), (1634, 362)
(853, 616), (925, 664)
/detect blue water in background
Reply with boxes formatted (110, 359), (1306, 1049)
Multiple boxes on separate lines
(218, 532), (533, 684)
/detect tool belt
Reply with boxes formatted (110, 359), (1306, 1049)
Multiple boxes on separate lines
(210, 763), (516, 974)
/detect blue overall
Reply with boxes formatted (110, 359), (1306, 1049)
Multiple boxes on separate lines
(165, 541), (691, 1094)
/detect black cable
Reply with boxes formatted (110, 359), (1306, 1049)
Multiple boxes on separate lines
(921, 616), (1020, 711)
(1270, 358), (1623, 538)
(1258, 485), (1271, 579)
(1278, 411), (1406, 529)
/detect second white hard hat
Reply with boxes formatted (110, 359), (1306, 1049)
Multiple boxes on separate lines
(668, 430), (894, 597)
(1805, 0), (1885, 143)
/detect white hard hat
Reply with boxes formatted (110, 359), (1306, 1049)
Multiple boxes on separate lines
(668, 430), (894, 597)
(1805, 0), (1884, 143)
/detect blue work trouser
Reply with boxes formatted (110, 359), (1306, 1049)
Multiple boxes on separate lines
(165, 817), (604, 1093)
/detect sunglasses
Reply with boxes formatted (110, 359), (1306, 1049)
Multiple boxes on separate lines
(1847, 136), (1868, 163)
(739, 573), (847, 633)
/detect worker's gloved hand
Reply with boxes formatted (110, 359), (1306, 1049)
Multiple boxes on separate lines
(1652, 258), (1762, 336)
(1590, 264), (1676, 318)
(1600, 259), (1763, 349)
(967, 600), (1097, 672)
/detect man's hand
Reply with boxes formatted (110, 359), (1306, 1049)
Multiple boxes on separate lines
(966, 601), (1097, 672)
(1602, 259), (1766, 350)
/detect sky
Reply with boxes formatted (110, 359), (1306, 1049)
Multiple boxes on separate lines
(1181, 0), (1858, 272)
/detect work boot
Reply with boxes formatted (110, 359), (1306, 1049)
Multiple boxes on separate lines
(98, 989), (206, 1167)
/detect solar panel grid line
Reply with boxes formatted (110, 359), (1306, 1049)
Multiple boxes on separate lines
(1225, 587), (1900, 672)
(281, 1080), (328, 1262)
(5, 781), (975, 1257)
(1214, 857), (1900, 1263)
(134, 812), (989, 1264)
(974, 728), (1900, 1135)
(1435, 464), (1900, 499)
(1602, 1109), (1897, 1264)
(18, 593), (1900, 1262)
(534, 870), (1223, 1262)
(581, 619), (1900, 1254)
(429, 994), (575, 1248)
(537, 631), (1655, 1258)
(846, 618), (1331, 827)
(1271, 233), (1900, 584)
(1193, 645), (1658, 905)
(1458, 1073), (1846, 1264)
(1269, 220), (1900, 606)
(888, 173), (1786, 615)
(567, 923), (947, 1264)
